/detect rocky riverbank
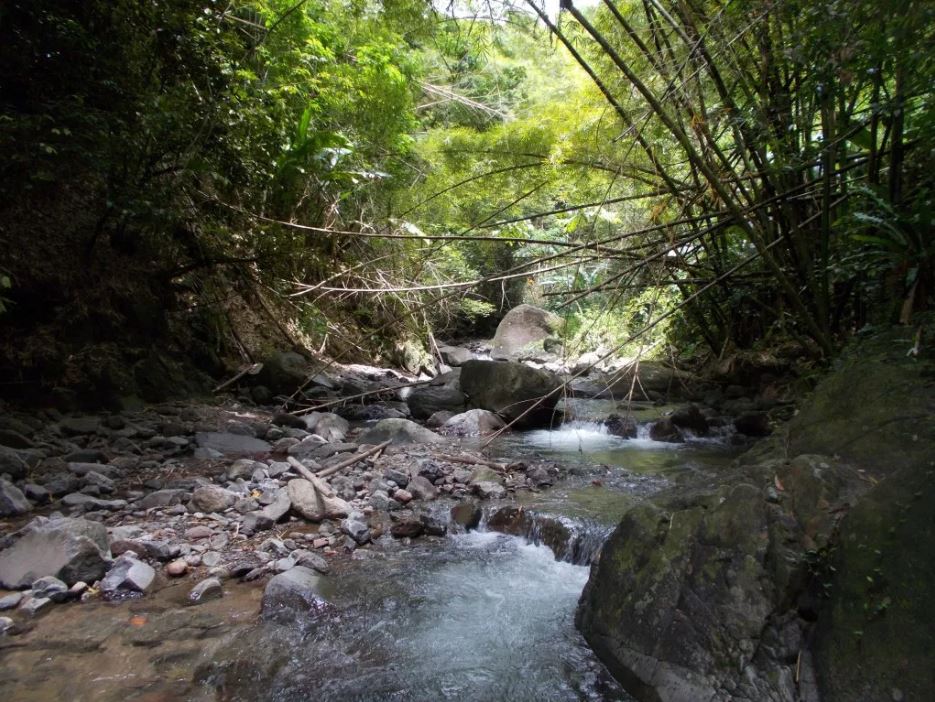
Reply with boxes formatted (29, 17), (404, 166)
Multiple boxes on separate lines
(0, 391), (580, 634)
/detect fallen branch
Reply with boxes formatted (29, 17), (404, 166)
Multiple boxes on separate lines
(213, 363), (263, 393)
(317, 440), (392, 479)
(290, 380), (431, 415)
(286, 456), (320, 482)
(435, 452), (507, 472)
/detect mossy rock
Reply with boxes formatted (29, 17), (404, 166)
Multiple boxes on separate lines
(813, 464), (935, 701)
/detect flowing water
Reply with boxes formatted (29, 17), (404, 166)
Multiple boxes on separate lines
(0, 418), (737, 702)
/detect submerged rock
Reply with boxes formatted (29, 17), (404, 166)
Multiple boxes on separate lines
(189, 577), (223, 603)
(261, 566), (326, 620)
(0, 517), (110, 588)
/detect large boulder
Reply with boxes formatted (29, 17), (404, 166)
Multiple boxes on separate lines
(577, 325), (935, 702)
(406, 370), (466, 419)
(0, 517), (111, 588)
(256, 351), (310, 397)
(357, 419), (444, 445)
(459, 360), (562, 428)
(577, 455), (866, 702)
(491, 304), (562, 359)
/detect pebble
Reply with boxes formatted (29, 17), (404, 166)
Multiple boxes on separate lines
(185, 525), (214, 539)
(165, 559), (189, 577)
(201, 551), (222, 568)
(0, 592), (24, 611)
(0, 616), (13, 635)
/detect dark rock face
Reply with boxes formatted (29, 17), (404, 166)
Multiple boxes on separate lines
(649, 418), (683, 443)
(813, 466), (935, 701)
(256, 351), (309, 396)
(459, 360), (562, 428)
(450, 502), (482, 531)
(578, 324), (935, 702)
(603, 414), (638, 439)
(406, 370), (466, 419)
(577, 456), (866, 702)
(669, 405), (709, 435)
(734, 411), (771, 437)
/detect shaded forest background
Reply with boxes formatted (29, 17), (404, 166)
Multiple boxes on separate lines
(1, 0), (932, 407)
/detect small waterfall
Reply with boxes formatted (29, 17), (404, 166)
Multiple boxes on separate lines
(479, 505), (614, 566)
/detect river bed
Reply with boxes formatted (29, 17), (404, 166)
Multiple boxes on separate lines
(0, 422), (737, 702)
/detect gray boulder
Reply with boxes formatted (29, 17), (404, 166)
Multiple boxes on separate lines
(31, 575), (70, 602)
(261, 566), (326, 619)
(0, 479), (31, 517)
(341, 513), (371, 545)
(194, 432), (271, 456)
(287, 478), (351, 522)
(459, 360), (562, 428)
(406, 370), (467, 419)
(303, 412), (350, 442)
(491, 304), (562, 359)
(407, 475), (437, 501)
(576, 455), (867, 702)
(242, 488), (291, 533)
(137, 489), (188, 509)
(61, 493), (128, 511)
(438, 345), (475, 366)
(191, 485), (239, 513)
(442, 409), (506, 436)
(0, 517), (111, 588)
(100, 553), (155, 594)
(357, 419), (444, 445)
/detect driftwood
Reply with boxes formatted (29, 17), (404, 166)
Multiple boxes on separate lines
(317, 440), (392, 478)
(286, 455), (320, 482)
(287, 440), (393, 482)
(434, 452), (507, 472)
(213, 363), (263, 393)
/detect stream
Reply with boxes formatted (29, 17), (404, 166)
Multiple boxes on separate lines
(0, 417), (737, 702)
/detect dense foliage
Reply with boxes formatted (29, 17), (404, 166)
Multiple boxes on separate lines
(0, 0), (932, 402)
